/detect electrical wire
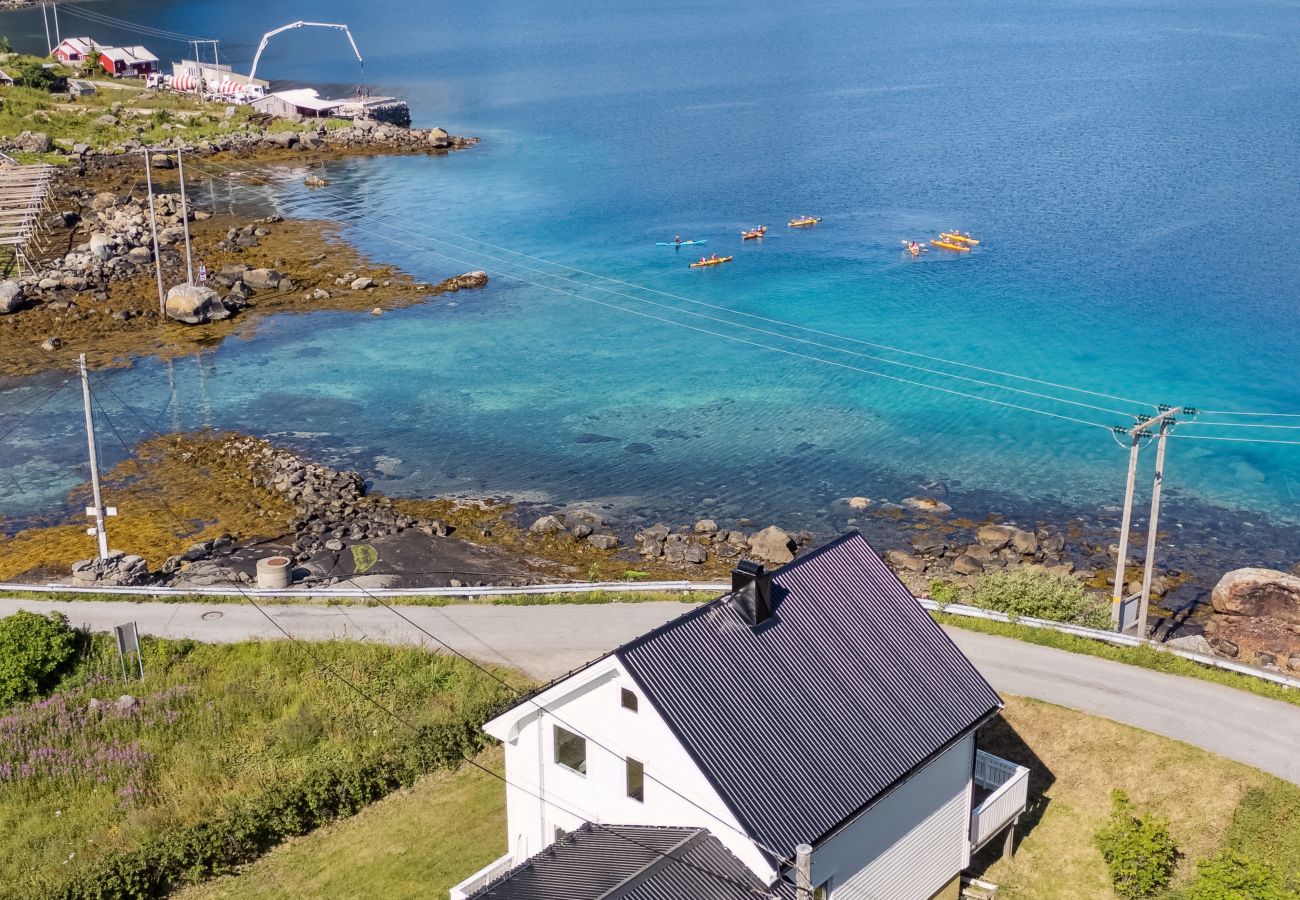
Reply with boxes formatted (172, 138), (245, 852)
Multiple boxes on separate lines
(198, 156), (1153, 411)
(191, 163), (1117, 432)
(55, 5), (209, 44)
(214, 575), (782, 898)
(1195, 410), (1300, 419)
(1181, 420), (1300, 430)
(1169, 433), (1300, 447)
(0, 378), (69, 445)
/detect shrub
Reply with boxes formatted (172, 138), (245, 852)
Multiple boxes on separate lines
(1094, 790), (1179, 899)
(971, 567), (1108, 627)
(14, 62), (55, 92)
(0, 610), (77, 708)
(1182, 850), (1299, 900)
(928, 579), (962, 606)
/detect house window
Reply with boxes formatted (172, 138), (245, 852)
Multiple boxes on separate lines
(620, 688), (638, 712)
(626, 757), (644, 802)
(554, 725), (587, 775)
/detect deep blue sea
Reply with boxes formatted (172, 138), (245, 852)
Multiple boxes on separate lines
(2, 0), (1299, 558)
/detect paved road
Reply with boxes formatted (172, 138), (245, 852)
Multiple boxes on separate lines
(4, 597), (1298, 785)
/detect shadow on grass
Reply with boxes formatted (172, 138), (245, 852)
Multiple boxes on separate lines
(967, 714), (1055, 877)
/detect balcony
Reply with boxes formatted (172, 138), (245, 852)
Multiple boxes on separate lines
(449, 852), (514, 900)
(970, 750), (1030, 854)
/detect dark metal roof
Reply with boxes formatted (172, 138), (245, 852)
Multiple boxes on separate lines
(616, 532), (1003, 862)
(468, 823), (794, 900)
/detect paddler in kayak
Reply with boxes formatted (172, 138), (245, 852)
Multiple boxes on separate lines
(710, 253), (719, 262)
(674, 235), (682, 245)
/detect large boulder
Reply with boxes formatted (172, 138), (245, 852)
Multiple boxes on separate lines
(427, 127), (451, 148)
(1205, 568), (1300, 670)
(14, 130), (52, 153)
(243, 268), (285, 292)
(165, 284), (229, 325)
(88, 233), (114, 261)
(747, 525), (796, 565)
(0, 280), (25, 314)
(71, 551), (149, 586)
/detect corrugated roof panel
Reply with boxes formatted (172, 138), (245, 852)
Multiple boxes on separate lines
(468, 824), (791, 900)
(616, 532), (1002, 861)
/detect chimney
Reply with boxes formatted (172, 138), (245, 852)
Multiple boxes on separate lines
(731, 560), (772, 626)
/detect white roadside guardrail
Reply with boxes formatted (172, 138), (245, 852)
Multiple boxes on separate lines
(0, 581), (1297, 692)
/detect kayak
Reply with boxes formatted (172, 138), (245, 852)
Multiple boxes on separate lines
(788, 217), (821, 227)
(940, 232), (980, 245)
(656, 240), (708, 246)
(930, 239), (970, 252)
(741, 227), (767, 240)
(689, 256), (734, 268)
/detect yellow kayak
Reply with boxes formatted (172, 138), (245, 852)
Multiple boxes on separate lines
(690, 256), (734, 268)
(788, 217), (821, 227)
(941, 232), (980, 245)
(930, 239), (970, 252)
(741, 227), (768, 240)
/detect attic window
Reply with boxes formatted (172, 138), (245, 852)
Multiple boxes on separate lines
(553, 725), (587, 776)
(626, 757), (644, 803)
(620, 688), (639, 712)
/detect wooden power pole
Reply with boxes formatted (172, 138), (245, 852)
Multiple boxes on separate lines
(1110, 405), (1194, 635)
(794, 843), (813, 900)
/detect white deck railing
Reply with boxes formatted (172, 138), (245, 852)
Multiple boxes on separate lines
(449, 852), (514, 900)
(970, 750), (1030, 852)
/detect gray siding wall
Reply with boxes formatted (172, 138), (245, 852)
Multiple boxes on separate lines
(811, 734), (973, 900)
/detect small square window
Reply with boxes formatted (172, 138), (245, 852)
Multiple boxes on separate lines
(554, 725), (587, 775)
(626, 757), (644, 803)
(620, 688), (638, 712)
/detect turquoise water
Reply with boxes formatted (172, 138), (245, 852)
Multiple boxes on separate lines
(3, 0), (1300, 543)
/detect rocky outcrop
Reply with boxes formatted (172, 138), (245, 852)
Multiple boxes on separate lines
(1204, 568), (1300, 670)
(0, 280), (25, 314)
(165, 283), (231, 324)
(70, 550), (149, 586)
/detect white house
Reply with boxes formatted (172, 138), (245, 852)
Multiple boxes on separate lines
(451, 533), (1030, 900)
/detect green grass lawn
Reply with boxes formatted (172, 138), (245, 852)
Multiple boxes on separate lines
(179, 748), (507, 900)
(0, 637), (524, 896)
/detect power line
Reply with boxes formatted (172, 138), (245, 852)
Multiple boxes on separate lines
(193, 158), (1137, 418)
(1195, 409), (1300, 418)
(55, 4), (208, 44)
(214, 575), (781, 898)
(192, 163), (1116, 432)
(1181, 420), (1300, 430)
(199, 156), (1152, 411)
(0, 378), (69, 445)
(1169, 433), (1300, 447)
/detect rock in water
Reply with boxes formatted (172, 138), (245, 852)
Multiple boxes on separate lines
(1206, 567), (1300, 670)
(165, 284), (229, 325)
(0, 280), (25, 314)
(747, 525), (796, 564)
(529, 514), (566, 535)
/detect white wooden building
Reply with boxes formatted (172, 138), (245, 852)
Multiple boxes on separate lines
(450, 533), (1030, 900)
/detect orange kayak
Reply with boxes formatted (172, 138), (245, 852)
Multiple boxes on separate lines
(941, 232), (980, 245)
(741, 227), (768, 240)
(689, 255), (734, 268)
(788, 217), (821, 227)
(930, 239), (970, 252)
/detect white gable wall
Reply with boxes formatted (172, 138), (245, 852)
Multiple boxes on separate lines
(811, 733), (974, 900)
(485, 657), (777, 883)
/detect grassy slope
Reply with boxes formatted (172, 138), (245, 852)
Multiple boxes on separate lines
(0, 637), (523, 890)
(180, 748), (507, 900)
(169, 695), (1300, 900)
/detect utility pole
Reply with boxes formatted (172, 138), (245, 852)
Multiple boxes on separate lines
(40, 3), (52, 56)
(794, 843), (813, 900)
(78, 353), (115, 560)
(1109, 405), (1195, 635)
(51, 0), (60, 45)
(143, 149), (165, 315)
(176, 149), (194, 284)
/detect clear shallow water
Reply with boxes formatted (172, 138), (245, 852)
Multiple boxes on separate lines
(2, 0), (1300, 544)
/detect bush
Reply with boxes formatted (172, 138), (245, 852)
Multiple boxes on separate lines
(1182, 850), (1299, 900)
(929, 579), (962, 605)
(0, 610), (77, 708)
(14, 62), (56, 91)
(971, 567), (1109, 627)
(1094, 790), (1179, 899)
